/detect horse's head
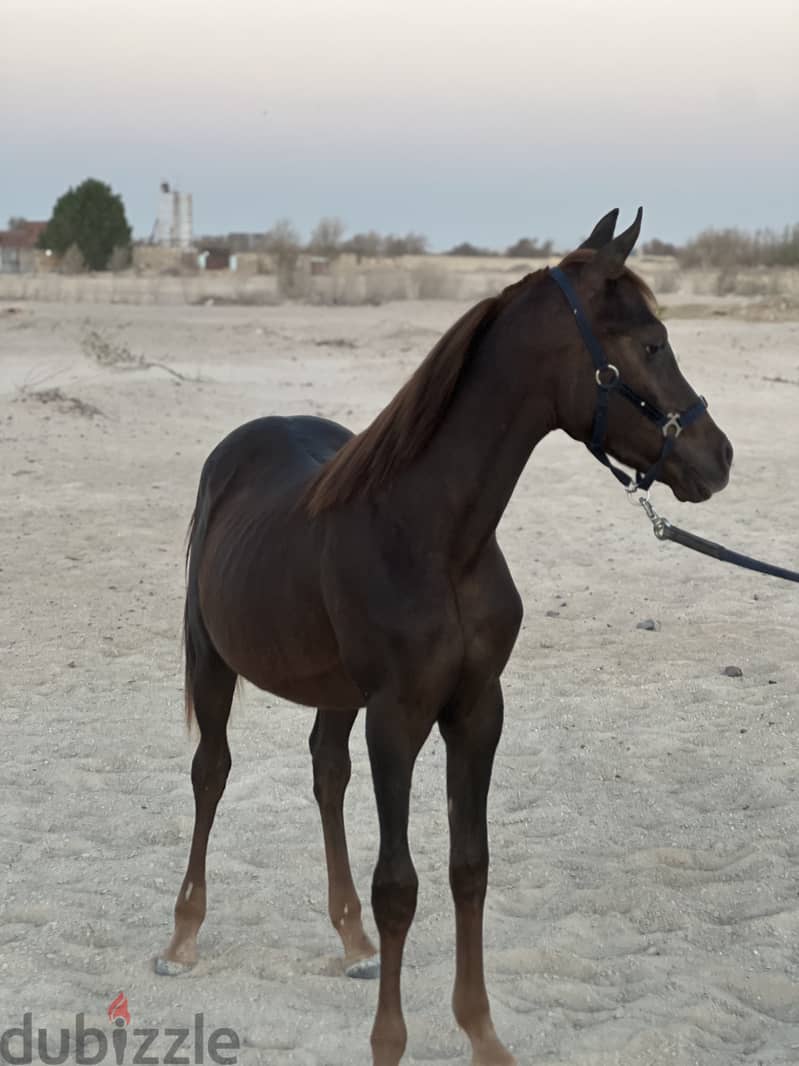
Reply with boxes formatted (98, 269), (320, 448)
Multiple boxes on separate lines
(552, 209), (733, 502)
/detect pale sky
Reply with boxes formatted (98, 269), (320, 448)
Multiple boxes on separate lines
(2, 0), (797, 249)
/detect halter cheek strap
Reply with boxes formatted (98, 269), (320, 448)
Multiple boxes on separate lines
(548, 266), (708, 492)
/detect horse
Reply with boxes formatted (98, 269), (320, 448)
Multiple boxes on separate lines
(155, 209), (733, 1066)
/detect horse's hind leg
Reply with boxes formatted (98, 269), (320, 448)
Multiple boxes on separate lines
(155, 653), (236, 976)
(310, 708), (379, 977)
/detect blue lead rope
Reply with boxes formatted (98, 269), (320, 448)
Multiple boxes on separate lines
(640, 498), (799, 584)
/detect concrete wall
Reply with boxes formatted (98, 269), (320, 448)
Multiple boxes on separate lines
(0, 272), (281, 305)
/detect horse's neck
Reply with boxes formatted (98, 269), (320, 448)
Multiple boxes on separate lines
(397, 311), (557, 564)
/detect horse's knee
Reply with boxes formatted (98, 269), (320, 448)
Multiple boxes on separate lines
(450, 858), (488, 907)
(191, 739), (231, 794)
(372, 858), (418, 935)
(311, 749), (351, 807)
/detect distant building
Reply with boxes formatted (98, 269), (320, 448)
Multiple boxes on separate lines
(197, 248), (232, 271)
(151, 182), (193, 249)
(0, 221), (48, 273)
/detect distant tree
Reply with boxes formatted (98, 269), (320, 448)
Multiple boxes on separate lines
(264, 218), (301, 294)
(383, 232), (429, 257)
(505, 237), (553, 258)
(383, 234), (406, 257)
(7, 216), (28, 231)
(641, 238), (680, 257)
(342, 230), (384, 259)
(401, 232), (428, 255)
(446, 241), (495, 257)
(38, 178), (131, 271)
(309, 216), (346, 258)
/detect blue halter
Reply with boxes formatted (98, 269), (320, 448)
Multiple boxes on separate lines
(549, 266), (708, 492)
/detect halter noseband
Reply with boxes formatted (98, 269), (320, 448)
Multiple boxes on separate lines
(548, 266), (708, 492)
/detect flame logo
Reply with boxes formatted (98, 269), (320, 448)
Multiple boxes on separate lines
(107, 992), (131, 1026)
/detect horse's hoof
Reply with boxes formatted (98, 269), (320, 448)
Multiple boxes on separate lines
(344, 954), (380, 979)
(154, 956), (194, 977)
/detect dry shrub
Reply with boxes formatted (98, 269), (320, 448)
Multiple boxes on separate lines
(265, 219), (302, 296)
(364, 268), (413, 303)
(17, 386), (103, 418)
(680, 226), (799, 269)
(410, 263), (460, 299)
(714, 269), (786, 298)
(60, 244), (86, 274)
(82, 328), (137, 366)
(310, 268), (412, 306)
(108, 246), (132, 272)
(651, 267), (681, 294)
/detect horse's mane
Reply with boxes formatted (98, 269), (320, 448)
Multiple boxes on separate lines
(303, 271), (537, 515)
(303, 253), (657, 515)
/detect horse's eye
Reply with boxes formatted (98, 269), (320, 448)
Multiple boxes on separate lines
(645, 342), (664, 357)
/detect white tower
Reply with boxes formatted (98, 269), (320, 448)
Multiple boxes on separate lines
(152, 183), (194, 248)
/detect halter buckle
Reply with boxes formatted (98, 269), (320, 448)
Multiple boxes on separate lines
(661, 413), (683, 438)
(595, 364), (620, 389)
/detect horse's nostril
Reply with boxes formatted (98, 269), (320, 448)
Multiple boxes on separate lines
(723, 439), (734, 468)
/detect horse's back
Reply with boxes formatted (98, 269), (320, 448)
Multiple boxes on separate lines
(201, 415), (353, 501)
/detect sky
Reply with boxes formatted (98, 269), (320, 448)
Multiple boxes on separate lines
(2, 0), (797, 250)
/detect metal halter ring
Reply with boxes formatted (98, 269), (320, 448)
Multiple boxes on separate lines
(661, 413), (683, 438)
(595, 364), (620, 389)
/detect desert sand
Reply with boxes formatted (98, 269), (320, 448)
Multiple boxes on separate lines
(1, 294), (798, 1065)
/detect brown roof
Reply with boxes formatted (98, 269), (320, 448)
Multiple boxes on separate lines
(0, 221), (47, 249)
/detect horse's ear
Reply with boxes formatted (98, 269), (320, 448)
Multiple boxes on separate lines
(579, 208), (619, 250)
(587, 207), (643, 280)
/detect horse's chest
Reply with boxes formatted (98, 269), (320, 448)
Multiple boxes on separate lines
(456, 584), (523, 678)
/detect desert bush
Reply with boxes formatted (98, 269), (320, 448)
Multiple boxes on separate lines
(446, 242), (496, 257)
(309, 217), (346, 259)
(264, 219), (302, 296)
(341, 231), (384, 259)
(364, 268), (415, 303)
(641, 238), (681, 257)
(82, 327), (137, 366)
(650, 267), (681, 294)
(714, 268), (786, 298)
(410, 263), (460, 299)
(383, 233), (428, 257)
(108, 245), (132, 272)
(680, 225), (799, 269)
(307, 267), (415, 306)
(505, 237), (553, 258)
(60, 243), (87, 274)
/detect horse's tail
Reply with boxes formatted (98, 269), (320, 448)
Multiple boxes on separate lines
(182, 457), (226, 730)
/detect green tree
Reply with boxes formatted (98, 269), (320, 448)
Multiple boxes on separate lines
(38, 178), (131, 271)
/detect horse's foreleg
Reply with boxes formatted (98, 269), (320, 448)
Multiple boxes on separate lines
(366, 696), (436, 1066)
(309, 707), (378, 977)
(156, 656), (236, 975)
(439, 678), (515, 1066)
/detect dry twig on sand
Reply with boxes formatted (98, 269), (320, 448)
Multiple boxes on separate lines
(82, 327), (189, 382)
(16, 386), (104, 419)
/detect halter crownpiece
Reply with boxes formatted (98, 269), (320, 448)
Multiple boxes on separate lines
(548, 265), (708, 492)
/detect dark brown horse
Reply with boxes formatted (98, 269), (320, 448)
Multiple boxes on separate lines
(156, 210), (732, 1065)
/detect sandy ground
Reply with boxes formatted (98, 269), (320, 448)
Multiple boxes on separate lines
(1, 296), (798, 1065)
